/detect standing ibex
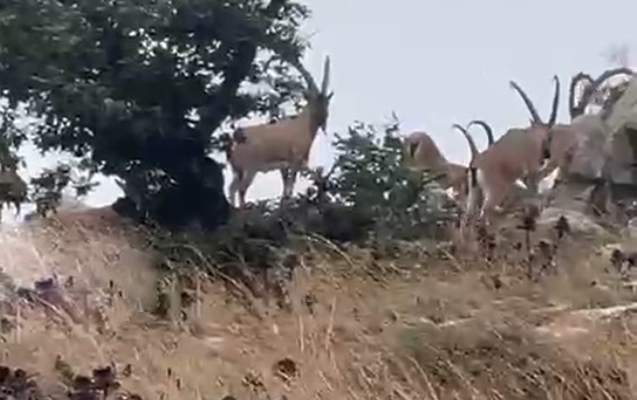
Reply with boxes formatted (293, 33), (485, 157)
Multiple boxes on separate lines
(225, 56), (333, 208)
(462, 76), (560, 232)
(403, 121), (494, 203)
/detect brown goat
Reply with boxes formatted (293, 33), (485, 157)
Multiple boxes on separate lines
(403, 121), (495, 204)
(462, 76), (560, 233)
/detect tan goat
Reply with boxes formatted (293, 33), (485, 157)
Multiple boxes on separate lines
(462, 76), (560, 232)
(403, 121), (495, 203)
(225, 57), (333, 208)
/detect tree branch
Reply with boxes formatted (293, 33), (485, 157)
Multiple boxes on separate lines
(199, 0), (289, 139)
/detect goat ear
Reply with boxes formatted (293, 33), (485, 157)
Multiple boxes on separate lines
(327, 92), (334, 100)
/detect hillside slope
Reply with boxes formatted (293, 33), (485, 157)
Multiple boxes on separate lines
(0, 211), (636, 400)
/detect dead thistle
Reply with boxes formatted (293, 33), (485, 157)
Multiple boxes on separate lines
(554, 215), (571, 240)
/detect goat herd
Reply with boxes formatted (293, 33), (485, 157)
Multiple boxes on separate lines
(222, 56), (634, 243)
(0, 54), (628, 244)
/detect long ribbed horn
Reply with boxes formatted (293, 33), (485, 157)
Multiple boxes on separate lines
(577, 67), (634, 116)
(547, 75), (560, 127)
(510, 80), (542, 124)
(320, 56), (331, 94)
(569, 72), (594, 119)
(452, 123), (478, 163)
(291, 59), (319, 95)
(467, 120), (495, 146)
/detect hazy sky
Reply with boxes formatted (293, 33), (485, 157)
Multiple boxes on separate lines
(8, 0), (637, 221)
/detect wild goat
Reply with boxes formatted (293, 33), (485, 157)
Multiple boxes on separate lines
(462, 76), (560, 232)
(535, 68), (634, 187)
(224, 56), (333, 208)
(403, 120), (494, 203)
(569, 67), (633, 119)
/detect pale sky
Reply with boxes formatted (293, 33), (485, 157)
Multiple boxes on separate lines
(7, 0), (637, 222)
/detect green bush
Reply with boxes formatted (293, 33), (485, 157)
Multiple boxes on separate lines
(329, 117), (459, 241)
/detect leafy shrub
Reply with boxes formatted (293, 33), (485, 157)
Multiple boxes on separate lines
(29, 162), (98, 217)
(329, 117), (459, 241)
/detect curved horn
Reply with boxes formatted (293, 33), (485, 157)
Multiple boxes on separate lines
(510, 80), (542, 124)
(452, 123), (478, 163)
(291, 59), (319, 95)
(320, 56), (331, 94)
(569, 72), (594, 119)
(547, 75), (560, 127)
(467, 120), (495, 146)
(578, 67), (634, 115)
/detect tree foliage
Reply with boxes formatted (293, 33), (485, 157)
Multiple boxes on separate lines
(0, 0), (311, 229)
(29, 162), (97, 217)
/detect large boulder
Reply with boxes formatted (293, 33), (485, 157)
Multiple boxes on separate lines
(538, 206), (607, 236)
(604, 77), (637, 185)
(542, 77), (637, 218)
(563, 114), (609, 180)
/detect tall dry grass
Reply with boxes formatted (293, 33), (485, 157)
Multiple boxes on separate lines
(0, 209), (636, 400)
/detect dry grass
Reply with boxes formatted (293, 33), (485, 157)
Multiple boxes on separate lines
(1, 209), (637, 400)
(0, 207), (158, 315)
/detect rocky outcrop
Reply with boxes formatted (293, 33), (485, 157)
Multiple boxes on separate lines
(542, 76), (637, 223)
(605, 77), (637, 185)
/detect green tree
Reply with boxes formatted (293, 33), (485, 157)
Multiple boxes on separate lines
(0, 0), (311, 229)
